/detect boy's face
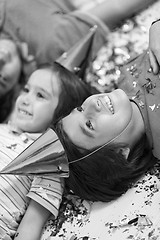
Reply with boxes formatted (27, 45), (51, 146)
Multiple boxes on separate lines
(13, 68), (60, 133)
(0, 39), (22, 96)
(62, 89), (134, 149)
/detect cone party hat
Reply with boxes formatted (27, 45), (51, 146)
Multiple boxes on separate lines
(56, 25), (97, 80)
(0, 128), (69, 177)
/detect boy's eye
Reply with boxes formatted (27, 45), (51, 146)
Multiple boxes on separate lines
(86, 120), (94, 130)
(77, 106), (84, 112)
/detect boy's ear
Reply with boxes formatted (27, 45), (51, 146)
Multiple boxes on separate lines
(117, 147), (130, 159)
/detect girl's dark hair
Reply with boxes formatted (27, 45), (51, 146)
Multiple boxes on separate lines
(55, 121), (157, 202)
(49, 61), (98, 124)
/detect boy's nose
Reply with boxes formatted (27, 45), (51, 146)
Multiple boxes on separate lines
(87, 98), (101, 113)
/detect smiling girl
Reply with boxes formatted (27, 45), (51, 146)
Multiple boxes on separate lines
(0, 61), (92, 240)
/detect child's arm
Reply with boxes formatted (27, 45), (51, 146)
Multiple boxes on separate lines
(85, 0), (156, 29)
(14, 199), (51, 240)
(149, 19), (160, 74)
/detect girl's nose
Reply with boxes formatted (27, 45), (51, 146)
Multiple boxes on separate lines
(22, 95), (31, 105)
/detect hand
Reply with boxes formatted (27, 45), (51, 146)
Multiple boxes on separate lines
(149, 20), (160, 74)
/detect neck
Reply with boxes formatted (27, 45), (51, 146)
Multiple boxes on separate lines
(125, 101), (145, 148)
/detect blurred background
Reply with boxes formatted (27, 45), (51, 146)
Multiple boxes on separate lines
(72, 0), (160, 93)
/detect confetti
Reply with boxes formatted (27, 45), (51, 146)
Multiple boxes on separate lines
(149, 104), (156, 111)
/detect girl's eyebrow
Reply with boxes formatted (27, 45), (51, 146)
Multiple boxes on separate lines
(36, 86), (51, 96)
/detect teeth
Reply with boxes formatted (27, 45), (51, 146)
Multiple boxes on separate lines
(19, 109), (31, 116)
(104, 96), (114, 114)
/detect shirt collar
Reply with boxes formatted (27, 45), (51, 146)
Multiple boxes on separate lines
(8, 121), (42, 141)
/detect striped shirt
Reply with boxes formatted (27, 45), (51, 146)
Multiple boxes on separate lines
(0, 124), (64, 240)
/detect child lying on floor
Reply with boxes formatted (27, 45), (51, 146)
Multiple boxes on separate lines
(0, 61), (91, 240)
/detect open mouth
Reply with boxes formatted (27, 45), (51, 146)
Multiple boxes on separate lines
(104, 95), (114, 114)
(18, 109), (32, 116)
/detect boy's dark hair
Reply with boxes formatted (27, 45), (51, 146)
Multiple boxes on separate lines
(55, 121), (157, 202)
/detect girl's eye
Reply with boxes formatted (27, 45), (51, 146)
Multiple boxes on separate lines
(77, 106), (84, 112)
(86, 120), (94, 130)
(37, 92), (45, 98)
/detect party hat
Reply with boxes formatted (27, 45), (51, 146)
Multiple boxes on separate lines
(56, 25), (97, 80)
(0, 128), (69, 177)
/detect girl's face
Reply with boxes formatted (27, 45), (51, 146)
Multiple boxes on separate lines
(13, 68), (60, 133)
(62, 89), (134, 149)
(0, 39), (22, 96)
